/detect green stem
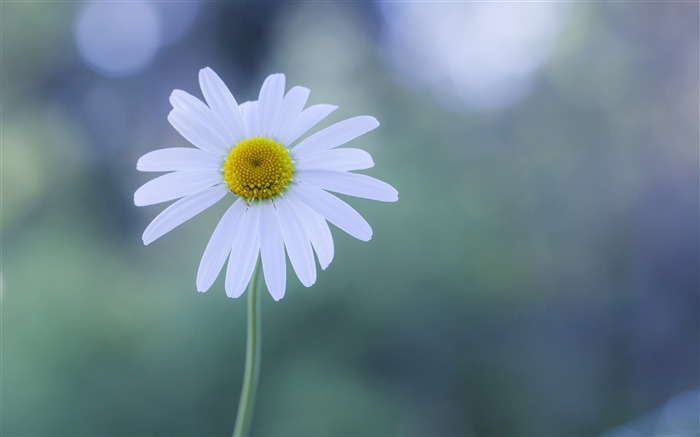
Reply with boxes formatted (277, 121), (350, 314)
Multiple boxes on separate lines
(233, 260), (262, 437)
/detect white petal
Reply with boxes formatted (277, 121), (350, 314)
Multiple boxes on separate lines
(196, 198), (246, 292)
(292, 116), (379, 156)
(168, 109), (229, 157)
(170, 90), (232, 151)
(142, 185), (228, 245)
(239, 101), (258, 138)
(136, 148), (222, 172)
(297, 170), (398, 202)
(292, 182), (373, 242)
(284, 104), (338, 146)
(257, 74), (286, 137)
(286, 190), (334, 270)
(259, 202), (286, 300)
(294, 148), (374, 172)
(134, 171), (222, 206)
(273, 86), (310, 143)
(198, 67), (247, 142)
(275, 196), (316, 287)
(225, 206), (261, 298)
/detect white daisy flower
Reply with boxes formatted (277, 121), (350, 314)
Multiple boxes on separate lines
(135, 67), (398, 301)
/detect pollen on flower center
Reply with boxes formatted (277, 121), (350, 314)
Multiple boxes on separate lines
(223, 137), (293, 200)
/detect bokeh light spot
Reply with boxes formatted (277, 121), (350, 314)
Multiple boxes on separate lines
(75, 1), (160, 77)
(380, 2), (568, 112)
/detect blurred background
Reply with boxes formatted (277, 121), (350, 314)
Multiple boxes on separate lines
(2, 1), (698, 436)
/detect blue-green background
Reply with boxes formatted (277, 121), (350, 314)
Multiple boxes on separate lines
(2, 2), (698, 436)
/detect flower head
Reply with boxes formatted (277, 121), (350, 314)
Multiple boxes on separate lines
(135, 68), (398, 300)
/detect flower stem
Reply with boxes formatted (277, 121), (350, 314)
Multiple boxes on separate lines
(233, 260), (262, 437)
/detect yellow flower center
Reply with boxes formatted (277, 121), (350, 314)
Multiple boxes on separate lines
(223, 137), (293, 200)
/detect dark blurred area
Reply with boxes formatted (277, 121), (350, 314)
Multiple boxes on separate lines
(1, 2), (698, 436)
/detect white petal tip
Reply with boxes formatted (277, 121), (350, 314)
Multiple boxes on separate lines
(226, 285), (247, 299)
(300, 277), (317, 288)
(168, 90), (184, 108)
(320, 255), (334, 270)
(199, 67), (220, 85)
(367, 187), (399, 202)
(166, 110), (176, 124)
(225, 292), (243, 299)
(376, 184), (399, 202)
(268, 289), (285, 301)
(133, 190), (154, 207)
(195, 277), (208, 292)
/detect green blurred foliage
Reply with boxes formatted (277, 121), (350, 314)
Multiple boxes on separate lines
(1, 2), (698, 436)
